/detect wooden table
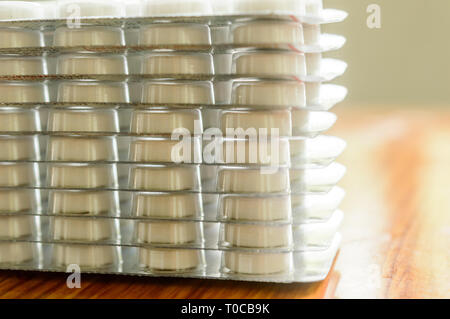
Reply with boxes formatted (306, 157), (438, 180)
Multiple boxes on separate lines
(0, 106), (449, 299)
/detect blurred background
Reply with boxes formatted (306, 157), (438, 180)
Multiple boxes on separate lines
(324, 0), (450, 107)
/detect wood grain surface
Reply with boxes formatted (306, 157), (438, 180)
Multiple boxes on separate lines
(0, 106), (449, 299)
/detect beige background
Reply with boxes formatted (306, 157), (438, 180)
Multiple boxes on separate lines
(324, 0), (450, 106)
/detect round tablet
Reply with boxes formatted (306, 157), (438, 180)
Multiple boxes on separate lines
(129, 137), (200, 163)
(233, 51), (306, 77)
(223, 251), (291, 275)
(0, 108), (40, 132)
(141, 53), (213, 75)
(47, 107), (119, 133)
(233, 21), (303, 46)
(129, 165), (199, 191)
(223, 223), (292, 248)
(0, 56), (46, 76)
(139, 23), (211, 46)
(0, 242), (35, 265)
(0, 189), (39, 213)
(139, 248), (203, 271)
(57, 81), (129, 103)
(136, 221), (199, 244)
(130, 109), (202, 135)
(0, 135), (40, 161)
(52, 244), (117, 268)
(220, 194), (291, 221)
(46, 136), (118, 162)
(0, 28), (43, 48)
(47, 164), (118, 189)
(232, 80), (305, 108)
(49, 190), (119, 216)
(0, 163), (39, 187)
(54, 26), (125, 47)
(132, 192), (202, 219)
(141, 81), (213, 105)
(0, 82), (48, 103)
(0, 215), (34, 239)
(217, 167), (290, 193)
(52, 217), (115, 242)
(56, 54), (128, 75)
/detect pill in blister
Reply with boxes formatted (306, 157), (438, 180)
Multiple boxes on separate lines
(53, 26), (125, 47)
(130, 109), (202, 135)
(233, 51), (307, 77)
(57, 81), (129, 103)
(56, 53), (128, 75)
(49, 190), (120, 216)
(0, 215), (35, 239)
(211, 109), (292, 137)
(139, 23), (211, 46)
(0, 135), (40, 161)
(232, 80), (306, 108)
(217, 138), (291, 166)
(129, 165), (200, 191)
(132, 192), (203, 219)
(0, 82), (48, 103)
(232, 21), (304, 46)
(52, 244), (119, 269)
(51, 217), (117, 242)
(129, 137), (201, 163)
(219, 194), (292, 222)
(0, 108), (40, 132)
(217, 167), (290, 193)
(139, 247), (205, 272)
(47, 107), (119, 133)
(141, 81), (214, 105)
(0, 56), (47, 76)
(135, 221), (202, 245)
(0, 27), (43, 48)
(0, 242), (36, 265)
(222, 250), (292, 275)
(0, 189), (40, 214)
(47, 164), (118, 189)
(46, 136), (118, 162)
(0, 163), (39, 187)
(141, 52), (214, 76)
(222, 223), (293, 248)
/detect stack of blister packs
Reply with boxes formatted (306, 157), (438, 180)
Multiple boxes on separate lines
(0, 0), (347, 283)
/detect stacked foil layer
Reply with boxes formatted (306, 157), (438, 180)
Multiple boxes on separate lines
(0, 0), (347, 283)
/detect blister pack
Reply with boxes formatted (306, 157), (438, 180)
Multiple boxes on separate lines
(0, 0), (346, 283)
